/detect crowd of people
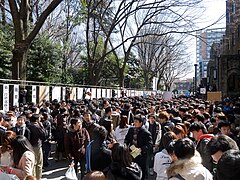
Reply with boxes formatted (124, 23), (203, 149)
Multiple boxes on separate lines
(0, 95), (240, 180)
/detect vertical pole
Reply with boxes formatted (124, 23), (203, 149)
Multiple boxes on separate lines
(194, 64), (198, 96)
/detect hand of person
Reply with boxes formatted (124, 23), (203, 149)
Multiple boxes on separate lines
(81, 148), (85, 154)
(1, 166), (12, 174)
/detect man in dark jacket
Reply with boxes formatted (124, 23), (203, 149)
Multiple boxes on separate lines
(28, 113), (47, 180)
(11, 115), (31, 140)
(189, 122), (214, 172)
(125, 114), (153, 180)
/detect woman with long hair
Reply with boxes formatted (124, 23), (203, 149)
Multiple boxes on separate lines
(106, 143), (142, 180)
(2, 135), (35, 180)
(0, 131), (16, 166)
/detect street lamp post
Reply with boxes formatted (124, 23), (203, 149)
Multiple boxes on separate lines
(194, 64), (198, 96)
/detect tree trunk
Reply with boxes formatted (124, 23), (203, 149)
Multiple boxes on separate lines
(119, 68), (125, 88)
(12, 43), (29, 80)
(0, 0), (6, 25)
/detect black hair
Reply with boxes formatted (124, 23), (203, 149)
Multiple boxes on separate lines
(207, 135), (239, 155)
(217, 150), (240, 180)
(30, 114), (40, 122)
(162, 131), (178, 149)
(105, 106), (112, 114)
(119, 115), (128, 129)
(70, 118), (81, 128)
(11, 135), (34, 166)
(173, 138), (195, 159)
(93, 125), (107, 142)
(111, 143), (132, 167)
(218, 121), (231, 129)
(189, 122), (208, 134)
(195, 114), (205, 122)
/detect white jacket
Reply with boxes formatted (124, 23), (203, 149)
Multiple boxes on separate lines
(167, 151), (212, 180)
(154, 149), (172, 180)
(114, 125), (130, 144)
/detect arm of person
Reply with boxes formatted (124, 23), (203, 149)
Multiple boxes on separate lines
(10, 151), (34, 179)
(140, 131), (153, 154)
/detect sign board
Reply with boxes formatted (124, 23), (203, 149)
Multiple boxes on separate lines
(32, 86), (37, 104)
(62, 87), (66, 101)
(207, 92), (222, 102)
(96, 89), (102, 99)
(163, 91), (172, 100)
(77, 87), (84, 100)
(39, 86), (49, 102)
(13, 85), (19, 107)
(52, 86), (61, 102)
(70, 87), (77, 101)
(3, 84), (9, 112)
(91, 88), (96, 99)
(106, 89), (111, 98)
(200, 88), (207, 94)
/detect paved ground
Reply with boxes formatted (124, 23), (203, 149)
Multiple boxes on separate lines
(42, 158), (156, 180)
(42, 144), (156, 180)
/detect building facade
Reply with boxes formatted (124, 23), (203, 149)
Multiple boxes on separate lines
(220, 0), (240, 97)
(196, 28), (225, 86)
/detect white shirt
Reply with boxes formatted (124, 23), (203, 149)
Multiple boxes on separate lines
(114, 125), (130, 144)
(154, 149), (172, 180)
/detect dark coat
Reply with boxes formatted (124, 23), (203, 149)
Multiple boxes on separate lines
(106, 162), (142, 180)
(11, 125), (31, 140)
(28, 122), (47, 148)
(64, 127), (90, 160)
(82, 121), (97, 140)
(124, 126), (153, 179)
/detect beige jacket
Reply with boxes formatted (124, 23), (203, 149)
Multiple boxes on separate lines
(11, 151), (35, 180)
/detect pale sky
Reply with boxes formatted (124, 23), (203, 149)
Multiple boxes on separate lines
(184, 0), (226, 80)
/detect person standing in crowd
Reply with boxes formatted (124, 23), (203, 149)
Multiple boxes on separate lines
(11, 115), (31, 140)
(28, 114), (47, 180)
(0, 113), (8, 145)
(65, 118), (90, 178)
(41, 112), (52, 168)
(145, 114), (161, 176)
(154, 131), (178, 180)
(167, 138), (212, 180)
(217, 150), (240, 180)
(88, 125), (112, 172)
(82, 111), (98, 140)
(114, 115), (130, 144)
(106, 143), (142, 180)
(207, 135), (239, 180)
(0, 131), (16, 166)
(124, 114), (153, 180)
(2, 135), (35, 180)
(111, 105), (121, 130)
(189, 121), (214, 171)
(99, 106), (114, 145)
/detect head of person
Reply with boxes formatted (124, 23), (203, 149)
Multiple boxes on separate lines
(148, 114), (156, 124)
(16, 115), (26, 127)
(83, 111), (91, 122)
(10, 135), (34, 166)
(119, 115), (128, 129)
(30, 113), (40, 123)
(93, 125), (107, 142)
(172, 125), (186, 139)
(194, 114), (205, 123)
(133, 114), (145, 128)
(217, 150), (240, 180)
(189, 122), (208, 140)
(83, 171), (105, 180)
(218, 120), (231, 135)
(1, 131), (16, 153)
(159, 111), (169, 124)
(173, 138), (195, 160)
(162, 131), (178, 149)
(207, 135), (239, 163)
(70, 118), (82, 131)
(111, 143), (132, 167)
(105, 106), (112, 116)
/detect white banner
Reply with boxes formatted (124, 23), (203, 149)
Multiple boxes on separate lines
(62, 87), (66, 101)
(32, 86), (37, 104)
(52, 86), (61, 102)
(117, 90), (121, 98)
(97, 89), (102, 99)
(91, 88), (96, 99)
(13, 85), (19, 107)
(131, 90), (135, 97)
(77, 87), (84, 100)
(102, 89), (107, 98)
(3, 84), (9, 112)
(70, 87), (77, 101)
(107, 89), (111, 98)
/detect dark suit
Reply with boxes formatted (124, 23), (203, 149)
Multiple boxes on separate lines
(125, 126), (153, 179)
